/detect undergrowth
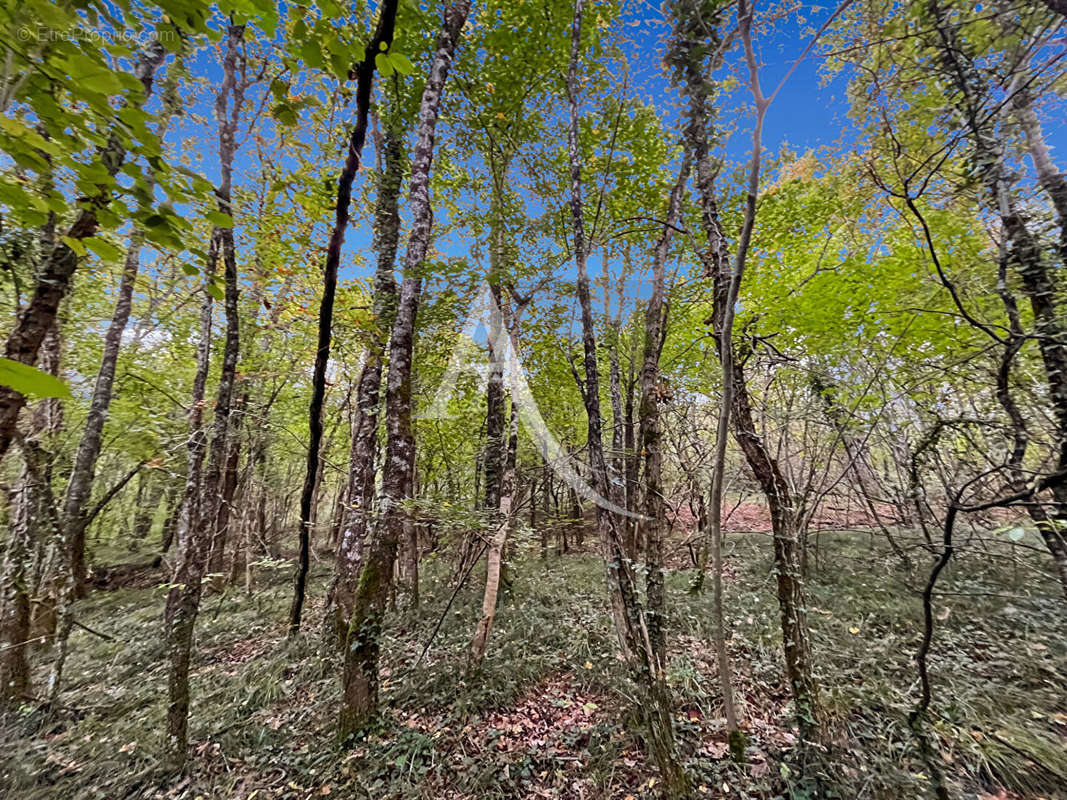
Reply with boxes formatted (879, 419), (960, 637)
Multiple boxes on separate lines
(1, 529), (1064, 799)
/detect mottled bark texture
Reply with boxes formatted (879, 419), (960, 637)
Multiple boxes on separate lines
(468, 404), (517, 671)
(339, 0), (471, 742)
(637, 158), (688, 669)
(566, 0), (688, 794)
(0, 326), (62, 705)
(288, 1), (401, 640)
(671, 0), (815, 743)
(289, 0), (402, 636)
(64, 231), (146, 597)
(164, 24), (246, 769)
(928, 0), (1067, 598)
(0, 41), (167, 461)
(324, 119), (405, 649)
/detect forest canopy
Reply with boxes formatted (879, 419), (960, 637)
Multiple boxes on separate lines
(1, 0), (1066, 798)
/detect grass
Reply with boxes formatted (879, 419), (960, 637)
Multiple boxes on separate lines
(2, 527), (1065, 799)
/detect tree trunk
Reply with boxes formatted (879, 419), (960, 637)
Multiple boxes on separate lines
(339, 0), (471, 741)
(483, 283), (506, 511)
(468, 408), (518, 671)
(0, 42), (167, 462)
(0, 322), (64, 702)
(637, 158), (688, 669)
(131, 471), (165, 542)
(1, 468), (36, 706)
(930, 1), (1067, 599)
(673, 0), (814, 743)
(565, 1), (687, 793)
(207, 388), (245, 580)
(163, 24), (246, 768)
(324, 120), (406, 649)
(290, 0), (402, 636)
(623, 349), (640, 557)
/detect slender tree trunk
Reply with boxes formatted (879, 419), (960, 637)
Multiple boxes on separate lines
(290, 0), (401, 636)
(324, 118), (406, 648)
(1, 467), (36, 705)
(161, 276), (212, 763)
(624, 331), (641, 557)
(0, 323), (63, 702)
(607, 266), (626, 498)
(565, 1), (687, 793)
(207, 388), (245, 580)
(469, 292), (531, 668)
(56, 46), (180, 608)
(401, 463), (419, 606)
(8, 438), (64, 706)
(163, 25), (246, 768)
(131, 471), (165, 542)
(673, 0), (822, 744)
(483, 284), (506, 511)
(0, 42), (167, 461)
(930, 1), (1067, 598)
(541, 458), (551, 558)
(158, 482), (182, 560)
(290, 1), (401, 640)
(339, 0), (471, 741)
(469, 407), (517, 671)
(637, 158), (688, 668)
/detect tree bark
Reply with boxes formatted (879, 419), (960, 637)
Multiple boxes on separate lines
(673, 0), (819, 743)
(131, 471), (165, 542)
(637, 158), (688, 669)
(58, 40), (172, 595)
(289, 0), (401, 636)
(0, 323), (63, 702)
(163, 24), (247, 768)
(1, 467), (38, 705)
(468, 405), (517, 671)
(0, 42), (167, 461)
(339, 0), (471, 741)
(323, 120), (406, 649)
(929, 0), (1067, 598)
(565, 1), (688, 793)
(288, 1), (401, 640)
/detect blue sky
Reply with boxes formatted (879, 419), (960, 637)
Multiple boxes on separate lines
(162, 1), (1067, 303)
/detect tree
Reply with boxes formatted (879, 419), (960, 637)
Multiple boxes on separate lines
(339, 0), (472, 740)
(288, 0), (402, 635)
(163, 20), (250, 767)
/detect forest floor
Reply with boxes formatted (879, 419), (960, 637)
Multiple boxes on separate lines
(2, 527), (1066, 800)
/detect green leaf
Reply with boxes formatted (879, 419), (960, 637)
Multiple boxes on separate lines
(388, 52), (414, 75)
(0, 358), (71, 399)
(375, 52), (394, 78)
(207, 210), (235, 228)
(206, 283), (224, 301)
(84, 237), (124, 262)
(61, 236), (87, 257)
(271, 102), (298, 127)
(182, 264), (200, 276)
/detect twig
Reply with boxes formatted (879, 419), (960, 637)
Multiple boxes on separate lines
(73, 619), (117, 641)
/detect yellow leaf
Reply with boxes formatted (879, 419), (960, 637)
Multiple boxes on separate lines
(848, 626), (860, 635)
